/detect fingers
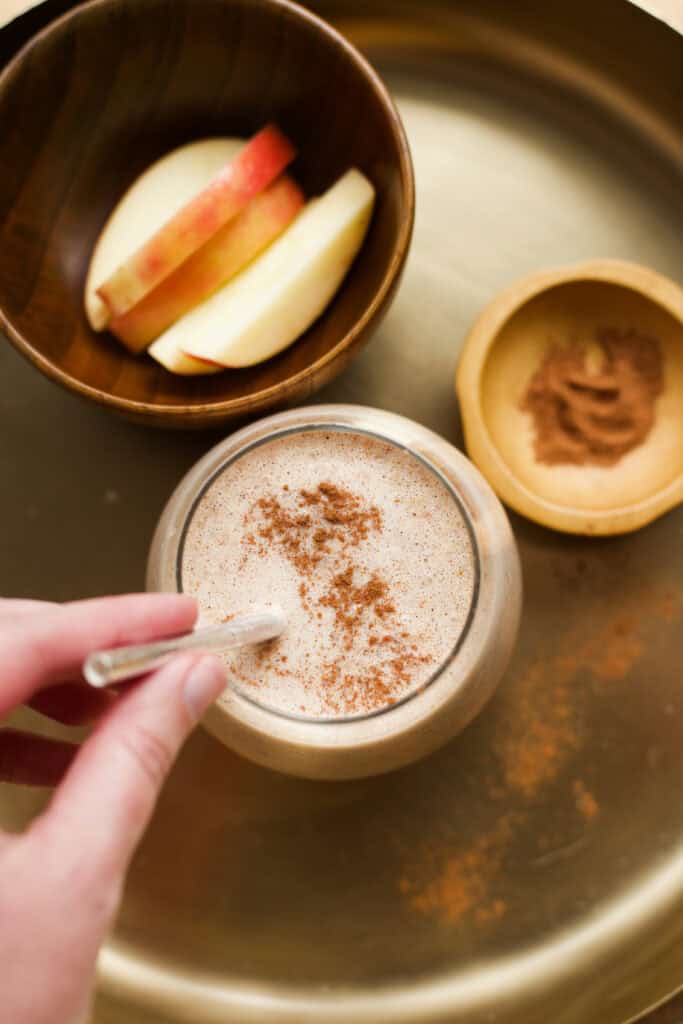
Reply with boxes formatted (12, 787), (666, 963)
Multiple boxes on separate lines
(28, 683), (114, 726)
(38, 653), (226, 881)
(0, 728), (78, 786)
(0, 593), (197, 716)
(0, 598), (56, 620)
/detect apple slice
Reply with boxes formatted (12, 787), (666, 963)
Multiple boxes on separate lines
(109, 175), (304, 352)
(145, 347), (225, 376)
(96, 125), (295, 319)
(148, 169), (375, 373)
(85, 137), (244, 332)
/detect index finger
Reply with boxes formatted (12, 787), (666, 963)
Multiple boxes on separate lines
(0, 593), (197, 716)
(0, 598), (57, 619)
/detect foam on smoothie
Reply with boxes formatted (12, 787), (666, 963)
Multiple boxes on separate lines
(180, 429), (475, 718)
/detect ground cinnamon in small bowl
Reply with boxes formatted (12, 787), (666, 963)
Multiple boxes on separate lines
(522, 328), (664, 467)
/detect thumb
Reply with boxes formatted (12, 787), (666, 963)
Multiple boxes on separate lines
(35, 653), (226, 883)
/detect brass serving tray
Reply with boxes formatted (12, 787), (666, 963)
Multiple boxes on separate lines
(1, 1), (683, 1022)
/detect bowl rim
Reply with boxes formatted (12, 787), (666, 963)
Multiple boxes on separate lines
(0, 0), (415, 420)
(455, 258), (683, 535)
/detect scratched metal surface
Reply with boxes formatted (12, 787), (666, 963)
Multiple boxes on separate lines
(1, 1), (683, 1022)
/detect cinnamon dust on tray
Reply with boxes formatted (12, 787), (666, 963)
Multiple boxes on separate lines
(522, 328), (664, 466)
(399, 815), (518, 926)
(490, 606), (652, 802)
(399, 586), (681, 928)
(573, 780), (599, 822)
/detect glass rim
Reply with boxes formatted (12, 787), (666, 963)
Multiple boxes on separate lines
(175, 421), (482, 725)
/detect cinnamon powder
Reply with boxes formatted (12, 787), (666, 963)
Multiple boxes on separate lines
(400, 586), (680, 927)
(494, 608), (650, 799)
(243, 481), (433, 715)
(399, 815), (517, 926)
(522, 328), (664, 466)
(573, 780), (599, 822)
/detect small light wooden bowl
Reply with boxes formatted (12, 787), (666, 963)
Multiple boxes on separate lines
(0, 0), (413, 428)
(456, 260), (683, 535)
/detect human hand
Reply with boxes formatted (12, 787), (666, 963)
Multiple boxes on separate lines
(0, 594), (226, 1024)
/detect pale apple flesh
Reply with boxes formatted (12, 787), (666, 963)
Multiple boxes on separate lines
(148, 169), (375, 374)
(109, 175), (304, 353)
(84, 138), (244, 333)
(96, 125), (296, 319)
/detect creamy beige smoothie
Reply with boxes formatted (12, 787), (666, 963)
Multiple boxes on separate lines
(179, 428), (476, 719)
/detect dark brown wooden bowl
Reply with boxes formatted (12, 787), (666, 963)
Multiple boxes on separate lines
(0, 0), (413, 427)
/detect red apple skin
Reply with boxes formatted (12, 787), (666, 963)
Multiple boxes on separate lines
(185, 353), (223, 367)
(181, 352), (239, 367)
(110, 176), (303, 352)
(97, 125), (296, 318)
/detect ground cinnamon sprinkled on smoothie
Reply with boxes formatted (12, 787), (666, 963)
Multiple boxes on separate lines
(242, 479), (436, 714)
(253, 483), (383, 576)
(299, 482), (382, 539)
(320, 566), (396, 638)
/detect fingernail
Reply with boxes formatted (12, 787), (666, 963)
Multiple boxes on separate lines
(183, 656), (226, 722)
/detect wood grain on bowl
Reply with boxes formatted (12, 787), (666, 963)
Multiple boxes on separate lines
(0, 0), (413, 426)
